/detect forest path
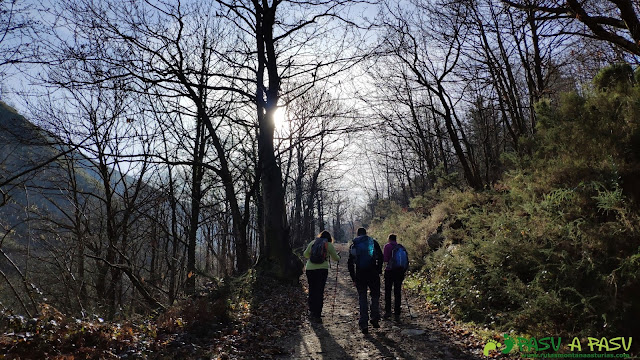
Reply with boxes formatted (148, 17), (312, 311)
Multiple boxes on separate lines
(275, 243), (488, 360)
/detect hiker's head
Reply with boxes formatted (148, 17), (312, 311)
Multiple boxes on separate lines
(356, 227), (367, 236)
(318, 230), (333, 242)
(388, 234), (397, 242)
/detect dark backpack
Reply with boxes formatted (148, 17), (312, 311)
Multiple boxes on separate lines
(351, 236), (375, 270)
(310, 238), (328, 264)
(389, 244), (409, 271)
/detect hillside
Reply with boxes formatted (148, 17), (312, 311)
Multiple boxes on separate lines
(0, 101), (109, 246)
(369, 65), (640, 347)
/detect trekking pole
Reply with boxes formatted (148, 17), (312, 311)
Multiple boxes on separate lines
(331, 260), (339, 320)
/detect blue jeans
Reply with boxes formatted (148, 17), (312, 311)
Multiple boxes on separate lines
(356, 271), (380, 329)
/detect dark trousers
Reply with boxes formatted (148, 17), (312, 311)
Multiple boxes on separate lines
(356, 270), (380, 329)
(384, 269), (405, 316)
(306, 269), (329, 317)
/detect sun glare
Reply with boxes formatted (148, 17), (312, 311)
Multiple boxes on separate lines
(273, 106), (287, 131)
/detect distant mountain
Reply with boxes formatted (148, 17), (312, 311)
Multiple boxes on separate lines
(0, 101), (102, 246)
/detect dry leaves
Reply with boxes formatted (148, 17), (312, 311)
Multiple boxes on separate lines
(0, 276), (308, 359)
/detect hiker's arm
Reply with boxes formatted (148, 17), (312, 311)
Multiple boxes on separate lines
(328, 243), (340, 262)
(347, 251), (355, 282)
(374, 241), (384, 274)
(382, 243), (392, 264)
(303, 242), (312, 259)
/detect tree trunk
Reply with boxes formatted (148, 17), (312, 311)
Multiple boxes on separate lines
(186, 119), (206, 295)
(254, 3), (302, 282)
(257, 107), (302, 281)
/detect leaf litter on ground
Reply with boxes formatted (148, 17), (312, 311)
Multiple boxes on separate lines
(0, 274), (308, 359)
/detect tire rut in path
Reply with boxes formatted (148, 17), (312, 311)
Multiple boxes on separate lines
(276, 243), (486, 360)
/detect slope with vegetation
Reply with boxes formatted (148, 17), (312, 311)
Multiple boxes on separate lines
(0, 100), (105, 232)
(370, 64), (640, 341)
(0, 271), (306, 359)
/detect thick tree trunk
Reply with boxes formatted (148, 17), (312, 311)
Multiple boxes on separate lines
(257, 107), (302, 282)
(254, 3), (302, 282)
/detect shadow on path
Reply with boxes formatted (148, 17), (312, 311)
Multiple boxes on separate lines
(310, 322), (352, 360)
(369, 331), (416, 360)
(276, 243), (486, 360)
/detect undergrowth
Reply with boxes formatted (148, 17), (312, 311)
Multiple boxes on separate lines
(0, 270), (307, 359)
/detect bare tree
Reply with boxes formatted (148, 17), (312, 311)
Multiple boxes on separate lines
(35, 56), (167, 314)
(212, 0), (367, 280)
(278, 88), (352, 251)
(377, 0), (484, 190)
(43, 0), (264, 282)
(503, 0), (640, 56)
(0, 0), (38, 85)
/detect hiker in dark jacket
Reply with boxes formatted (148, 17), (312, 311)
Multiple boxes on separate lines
(348, 227), (383, 334)
(303, 230), (340, 323)
(383, 233), (407, 321)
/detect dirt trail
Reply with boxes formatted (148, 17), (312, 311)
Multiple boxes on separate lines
(276, 243), (487, 360)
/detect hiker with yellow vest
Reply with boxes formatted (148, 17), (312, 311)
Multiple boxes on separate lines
(303, 230), (340, 323)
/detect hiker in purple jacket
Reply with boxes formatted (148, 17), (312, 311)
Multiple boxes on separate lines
(383, 234), (408, 321)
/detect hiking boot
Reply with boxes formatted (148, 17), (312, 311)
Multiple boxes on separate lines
(371, 320), (380, 328)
